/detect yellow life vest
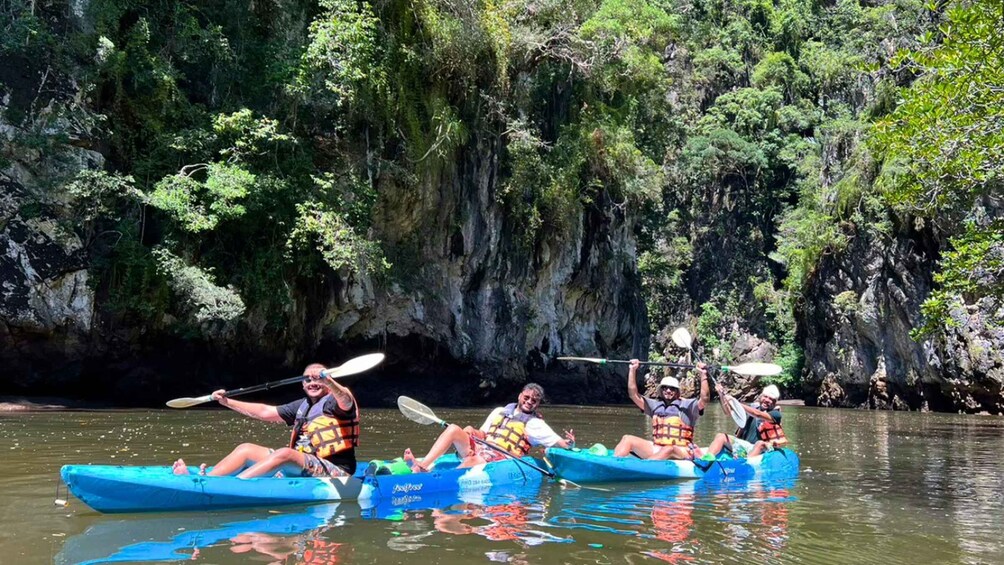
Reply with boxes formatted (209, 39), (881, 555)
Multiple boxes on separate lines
(651, 400), (695, 447)
(485, 403), (534, 456)
(652, 415), (695, 446)
(289, 397), (359, 459)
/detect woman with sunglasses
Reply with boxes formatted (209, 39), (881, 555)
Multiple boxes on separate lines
(172, 362), (359, 478)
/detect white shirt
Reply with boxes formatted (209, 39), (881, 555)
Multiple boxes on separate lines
(479, 407), (563, 447)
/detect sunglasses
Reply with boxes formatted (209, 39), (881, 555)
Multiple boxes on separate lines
(303, 375), (328, 382)
(519, 394), (542, 403)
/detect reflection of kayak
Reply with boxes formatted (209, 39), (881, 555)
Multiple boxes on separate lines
(546, 476), (799, 546)
(61, 453), (544, 513)
(544, 447), (800, 483)
(56, 480), (546, 564)
(55, 502), (347, 565)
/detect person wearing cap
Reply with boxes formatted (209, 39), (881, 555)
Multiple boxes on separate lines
(702, 383), (788, 458)
(612, 358), (710, 460)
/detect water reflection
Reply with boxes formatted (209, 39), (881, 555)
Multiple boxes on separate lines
(12, 406), (1004, 565)
(55, 502), (350, 564)
(545, 477), (797, 563)
(56, 483), (556, 564)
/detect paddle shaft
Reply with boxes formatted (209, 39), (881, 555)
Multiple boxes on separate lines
(221, 374), (307, 399)
(685, 346), (750, 429)
(564, 358), (754, 372)
(471, 436), (556, 478)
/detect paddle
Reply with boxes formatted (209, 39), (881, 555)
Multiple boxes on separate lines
(166, 353), (385, 408)
(556, 356), (782, 377)
(396, 395), (597, 490)
(670, 328), (749, 429)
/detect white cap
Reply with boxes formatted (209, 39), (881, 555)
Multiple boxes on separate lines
(762, 384), (781, 400)
(659, 376), (680, 389)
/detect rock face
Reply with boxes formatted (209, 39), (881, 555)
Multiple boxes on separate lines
(800, 220), (1004, 414)
(0, 92), (648, 405)
(298, 135), (649, 404)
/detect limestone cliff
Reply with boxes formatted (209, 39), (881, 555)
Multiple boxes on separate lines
(800, 219), (1004, 414)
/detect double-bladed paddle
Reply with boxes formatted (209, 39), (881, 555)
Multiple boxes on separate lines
(555, 356), (782, 377)
(396, 395), (604, 491)
(165, 353), (385, 408)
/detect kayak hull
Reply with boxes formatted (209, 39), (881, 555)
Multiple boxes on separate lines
(544, 447), (800, 483)
(61, 454), (543, 513)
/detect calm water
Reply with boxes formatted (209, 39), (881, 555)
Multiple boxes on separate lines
(2, 403), (1003, 564)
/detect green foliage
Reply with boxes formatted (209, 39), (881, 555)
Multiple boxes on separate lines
(696, 302), (725, 353)
(772, 205), (848, 291)
(147, 163), (255, 233)
(64, 170), (138, 242)
(751, 52), (808, 102)
(579, 0), (679, 94)
(914, 221), (1004, 337)
(872, 1), (1004, 336)
(288, 200), (390, 275)
(639, 210), (693, 334)
(152, 247), (246, 325)
(293, 0), (384, 111)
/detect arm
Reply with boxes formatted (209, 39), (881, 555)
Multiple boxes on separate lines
(696, 362), (710, 412)
(525, 419), (573, 448)
(716, 383), (735, 417)
(321, 371), (357, 411)
(309, 364), (354, 412)
(626, 359), (645, 410)
(212, 390), (284, 423)
(743, 405), (780, 424)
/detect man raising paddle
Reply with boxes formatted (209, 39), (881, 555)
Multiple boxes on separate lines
(402, 383), (574, 472)
(612, 358), (710, 460)
(173, 363), (359, 478)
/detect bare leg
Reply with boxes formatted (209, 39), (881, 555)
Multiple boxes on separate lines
(409, 424), (473, 471)
(613, 435), (657, 458)
(648, 445), (692, 460)
(748, 441), (770, 457)
(237, 448), (308, 479)
(704, 433), (732, 458)
(205, 443), (273, 476)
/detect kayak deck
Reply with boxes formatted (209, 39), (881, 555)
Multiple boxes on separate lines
(61, 454), (543, 513)
(544, 446), (800, 483)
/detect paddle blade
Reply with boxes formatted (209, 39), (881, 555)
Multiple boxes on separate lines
(397, 396), (446, 427)
(165, 395), (213, 409)
(325, 353), (385, 378)
(723, 362), (784, 376)
(671, 327), (693, 350)
(726, 396), (749, 428)
(556, 356), (609, 364)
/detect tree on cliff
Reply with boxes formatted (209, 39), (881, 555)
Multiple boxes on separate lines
(873, 0), (1004, 336)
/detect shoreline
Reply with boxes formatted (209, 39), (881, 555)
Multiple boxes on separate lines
(0, 396), (110, 412)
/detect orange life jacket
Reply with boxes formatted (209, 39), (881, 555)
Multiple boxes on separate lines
(484, 403), (535, 456)
(757, 420), (788, 447)
(289, 397), (359, 459)
(651, 401), (695, 447)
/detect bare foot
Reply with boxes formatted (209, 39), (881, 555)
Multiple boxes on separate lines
(403, 448), (428, 473)
(172, 459), (190, 475)
(199, 463), (207, 476)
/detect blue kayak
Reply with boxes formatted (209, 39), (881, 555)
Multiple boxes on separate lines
(544, 447), (800, 483)
(61, 453), (544, 513)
